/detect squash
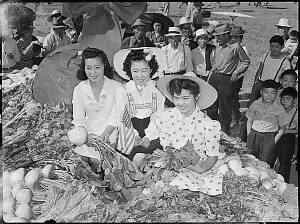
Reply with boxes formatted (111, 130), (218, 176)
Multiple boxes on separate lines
(67, 126), (88, 146)
(25, 169), (41, 189)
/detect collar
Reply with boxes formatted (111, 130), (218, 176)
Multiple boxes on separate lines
(125, 80), (155, 93)
(258, 97), (279, 108)
(81, 77), (108, 98)
(198, 46), (206, 52)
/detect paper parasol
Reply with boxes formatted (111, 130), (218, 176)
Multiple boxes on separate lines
(211, 11), (254, 22)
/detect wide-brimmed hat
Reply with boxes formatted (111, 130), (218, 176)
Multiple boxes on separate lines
(156, 72), (217, 110)
(131, 18), (146, 28)
(113, 47), (167, 80)
(275, 18), (292, 28)
(195, 29), (209, 41)
(47, 9), (66, 22)
(52, 16), (68, 29)
(165, 27), (182, 37)
(212, 23), (231, 36)
(179, 17), (192, 27)
(230, 26), (245, 36)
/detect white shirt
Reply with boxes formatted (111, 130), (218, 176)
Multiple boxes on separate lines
(2, 37), (20, 69)
(162, 43), (193, 73)
(145, 107), (221, 160)
(192, 46), (207, 76)
(43, 29), (71, 55)
(72, 77), (121, 139)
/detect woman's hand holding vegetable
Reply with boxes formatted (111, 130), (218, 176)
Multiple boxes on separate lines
(140, 136), (151, 148)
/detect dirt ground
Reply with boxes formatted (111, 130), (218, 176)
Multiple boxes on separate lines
(25, 1), (299, 186)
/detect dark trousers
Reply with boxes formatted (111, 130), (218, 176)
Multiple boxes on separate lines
(232, 77), (243, 121)
(207, 72), (234, 134)
(246, 129), (277, 165)
(126, 117), (163, 161)
(239, 80), (263, 142)
(269, 134), (296, 183)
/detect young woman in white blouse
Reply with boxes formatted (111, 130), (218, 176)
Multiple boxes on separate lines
(100, 47), (166, 160)
(72, 47), (121, 144)
(138, 72), (225, 195)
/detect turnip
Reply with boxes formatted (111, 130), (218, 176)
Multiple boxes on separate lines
(16, 189), (33, 204)
(10, 168), (25, 185)
(24, 169), (41, 189)
(67, 126), (88, 146)
(15, 204), (33, 220)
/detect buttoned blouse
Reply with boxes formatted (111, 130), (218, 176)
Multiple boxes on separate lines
(145, 107), (221, 160)
(72, 77), (121, 135)
(246, 97), (288, 132)
(162, 43), (193, 73)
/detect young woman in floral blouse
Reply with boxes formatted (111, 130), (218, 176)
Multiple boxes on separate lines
(140, 72), (224, 195)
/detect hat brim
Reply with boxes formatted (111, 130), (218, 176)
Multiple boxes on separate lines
(52, 24), (67, 28)
(156, 74), (217, 110)
(213, 30), (230, 36)
(275, 24), (292, 28)
(165, 33), (182, 37)
(113, 47), (167, 80)
(131, 23), (146, 28)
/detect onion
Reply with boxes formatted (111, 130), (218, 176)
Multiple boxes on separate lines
(7, 217), (29, 223)
(16, 189), (33, 204)
(3, 213), (16, 222)
(24, 169), (41, 189)
(3, 196), (16, 214)
(41, 164), (54, 179)
(67, 126), (88, 146)
(10, 168), (25, 185)
(15, 204), (33, 220)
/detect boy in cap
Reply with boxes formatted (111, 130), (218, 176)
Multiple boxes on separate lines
(191, 29), (215, 81)
(275, 18), (293, 42)
(270, 87), (298, 183)
(207, 23), (250, 136)
(246, 80), (288, 165)
(121, 19), (155, 49)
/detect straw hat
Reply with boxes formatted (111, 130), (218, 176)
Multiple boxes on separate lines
(230, 26), (245, 36)
(131, 18), (146, 28)
(212, 23), (231, 36)
(113, 47), (167, 80)
(165, 27), (182, 37)
(156, 72), (217, 110)
(179, 17), (192, 27)
(275, 18), (292, 28)
(195, 29), (209, 41)
(47, 9), (63, 22)
(52, 16), (68, 29)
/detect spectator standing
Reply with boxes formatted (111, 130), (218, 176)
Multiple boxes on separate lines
(145, 18), (167, 48)
(121, 19), (155, 49)
(229, 26), (249, 126)
(43, 16), (71, 56)
(189, 2), (204, 31)
(161, 2), (170, 17)
(246, 80), (288, 165)
(207, 23), (250, 136)
(282, 30), (298, 70)
(192, 29), (216, 81)
(276, 69), (298, 105)
(179, 17), (198, 50)
(15, 24), (42, 69)
(270, 87), (298, 183)
(2, 31), (20, 72)
(275, 18), (293, 42)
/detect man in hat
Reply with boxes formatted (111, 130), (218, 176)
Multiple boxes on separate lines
(275, 18), (293, 42)
(47, 9), (66, 23)
(121, 19), (155, 49)
(179, 17), (198, 50)
(207, 23), (250, 136)
(162, 27), (193, 76)
(191, 29), (215, 81)
(42, 16), (71, 56)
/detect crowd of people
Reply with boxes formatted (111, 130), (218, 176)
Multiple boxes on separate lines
(2, 2), (298, 186)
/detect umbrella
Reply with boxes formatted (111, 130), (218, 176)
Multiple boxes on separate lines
(4, 3), (36, 29)
(123, 13), (174, 40)
(211, 11), (254, 23)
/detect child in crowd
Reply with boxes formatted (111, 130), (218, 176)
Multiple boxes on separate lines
(2, 32), (20, 72)
(246, 80), (288, 165)
(277, 69), (298, 105)
(282, 30), (298, 59)
(270, 87), (298, 183)
(100, 48), (166, 161)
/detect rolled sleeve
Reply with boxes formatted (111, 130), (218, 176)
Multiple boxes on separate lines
(234, 44), (250, 76)
(245, 103), (256, 120)
(202, 120), (221, 157)
(72, 86), (85, 127)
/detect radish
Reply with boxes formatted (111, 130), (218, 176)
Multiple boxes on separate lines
(67, 126), (88, 146)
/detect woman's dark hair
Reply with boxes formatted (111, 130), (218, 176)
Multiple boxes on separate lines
(77, 47), (113, 80)
(279, 69), (298, 80)
(168, 78), (200, 98)
(269, 35), (284, 47)
(123, 49), (159, 80)
(151, 18), (164, 32)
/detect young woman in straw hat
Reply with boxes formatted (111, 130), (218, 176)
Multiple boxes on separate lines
(100, 47), (166, 160)
(135, 72), (225, 195)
